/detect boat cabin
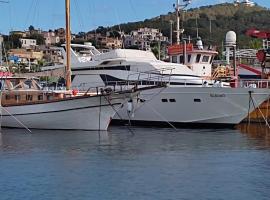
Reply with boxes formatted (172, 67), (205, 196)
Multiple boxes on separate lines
(168, 39), (218, 77)
(0, 77), (70, 106)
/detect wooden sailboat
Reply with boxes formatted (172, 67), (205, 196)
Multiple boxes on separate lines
(0, 0), (139, 130)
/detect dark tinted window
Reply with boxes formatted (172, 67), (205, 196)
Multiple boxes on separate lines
(202, 56), (210, 63)
(196, 54), (201, 63)
(188, 54), (191, 62)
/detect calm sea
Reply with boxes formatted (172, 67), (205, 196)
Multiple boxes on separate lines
(0, 124), (270, 200)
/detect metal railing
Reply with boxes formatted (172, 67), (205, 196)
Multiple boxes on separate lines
(237, 79), (270, 89)
(40, 68), (174, 95)
(41, 74), (270, 95)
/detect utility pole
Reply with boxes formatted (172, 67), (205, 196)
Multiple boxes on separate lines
(169, 20), (173, 45)
(0, 35), (3, 66)
(196, 15), (199, 38)
(0, 1), (9, 66)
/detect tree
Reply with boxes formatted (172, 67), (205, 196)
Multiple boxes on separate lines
(96, 26), (108, 35)
(29, 33), (45, 45)
(29, 25), (35, 33)
(8, 33), (22, 49)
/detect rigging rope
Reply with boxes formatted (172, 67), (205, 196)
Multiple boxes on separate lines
(0, 76), (32, 133)
(103, 92), (135, 135)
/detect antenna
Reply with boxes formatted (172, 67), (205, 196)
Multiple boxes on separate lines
(196, 15), (199, 38)
(174, 0), (192, 44)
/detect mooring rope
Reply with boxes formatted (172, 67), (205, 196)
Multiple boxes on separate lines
(1, 107), (32, 133)
(249, 91), (270, 129)
(103, 92), (135, 135)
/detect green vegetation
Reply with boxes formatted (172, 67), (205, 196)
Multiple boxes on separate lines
(108, 3), (270, 49)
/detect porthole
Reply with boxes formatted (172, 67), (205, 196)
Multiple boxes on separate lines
(194, 98), (201, 102)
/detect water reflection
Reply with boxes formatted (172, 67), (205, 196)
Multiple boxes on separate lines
(0, 128), (111, 154)
(1, 125), (270, 153)
(0, 126), (270, 200)
(237, 123), (270, 148)
(0, 132), (2, 147)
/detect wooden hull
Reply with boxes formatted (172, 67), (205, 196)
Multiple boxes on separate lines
(244, 100), (270, 123)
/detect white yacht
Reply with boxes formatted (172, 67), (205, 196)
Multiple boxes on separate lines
(42, 44), (270, 126)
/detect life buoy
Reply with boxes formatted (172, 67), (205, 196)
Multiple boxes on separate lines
(72, 89), (79, 96)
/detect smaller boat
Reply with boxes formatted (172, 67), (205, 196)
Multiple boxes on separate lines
(0, 76), (142, 130)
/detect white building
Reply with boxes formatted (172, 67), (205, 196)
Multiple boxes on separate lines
(124, 27), (168, 51)
(234, 0), (255, 7)
(131, 28), (166, 41)
(242, 0), (255, 7)
(20, 38), (37, 48)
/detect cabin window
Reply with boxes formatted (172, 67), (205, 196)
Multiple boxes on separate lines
(47, 95), (52, 100)
(196, 54), (201, 63)
(5, 94), (11, 100)
(180, 56), (184, 63)
(169, 99), (176, 102)
(202, 56), (210, 63)
(187, 54), (191, 63)
(26, 95), (33, 101)
(194, 98), (201, 102)
(161, 99), (168, 102)
(38, 95), (43, 101)
(172, 56), (177, 63)
(15, 95), (20, 101)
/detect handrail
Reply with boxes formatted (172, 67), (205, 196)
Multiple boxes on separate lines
(41, 77), (270, 92)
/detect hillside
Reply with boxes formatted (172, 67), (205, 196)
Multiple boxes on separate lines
(109, 3), (270, 49)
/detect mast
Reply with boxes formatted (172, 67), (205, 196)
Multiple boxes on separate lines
(0, 35), (2, 66)
(174, 0), (191, 45)
(176, 0), (180, 45)
(65, 0), (71, 90)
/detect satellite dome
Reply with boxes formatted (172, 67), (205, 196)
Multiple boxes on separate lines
(225, 31), (237, 45)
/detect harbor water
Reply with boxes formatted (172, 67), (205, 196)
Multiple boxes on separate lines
(0, 124), (270, 200)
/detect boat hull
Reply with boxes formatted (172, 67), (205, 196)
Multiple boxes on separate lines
(1, 93), (132, 130)
(113, 87), (270, 125)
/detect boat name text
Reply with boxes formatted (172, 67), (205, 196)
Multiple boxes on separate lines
(210, 94), (226, 98)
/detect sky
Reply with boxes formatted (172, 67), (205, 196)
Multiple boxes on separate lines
(0, 0), (269, 35)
